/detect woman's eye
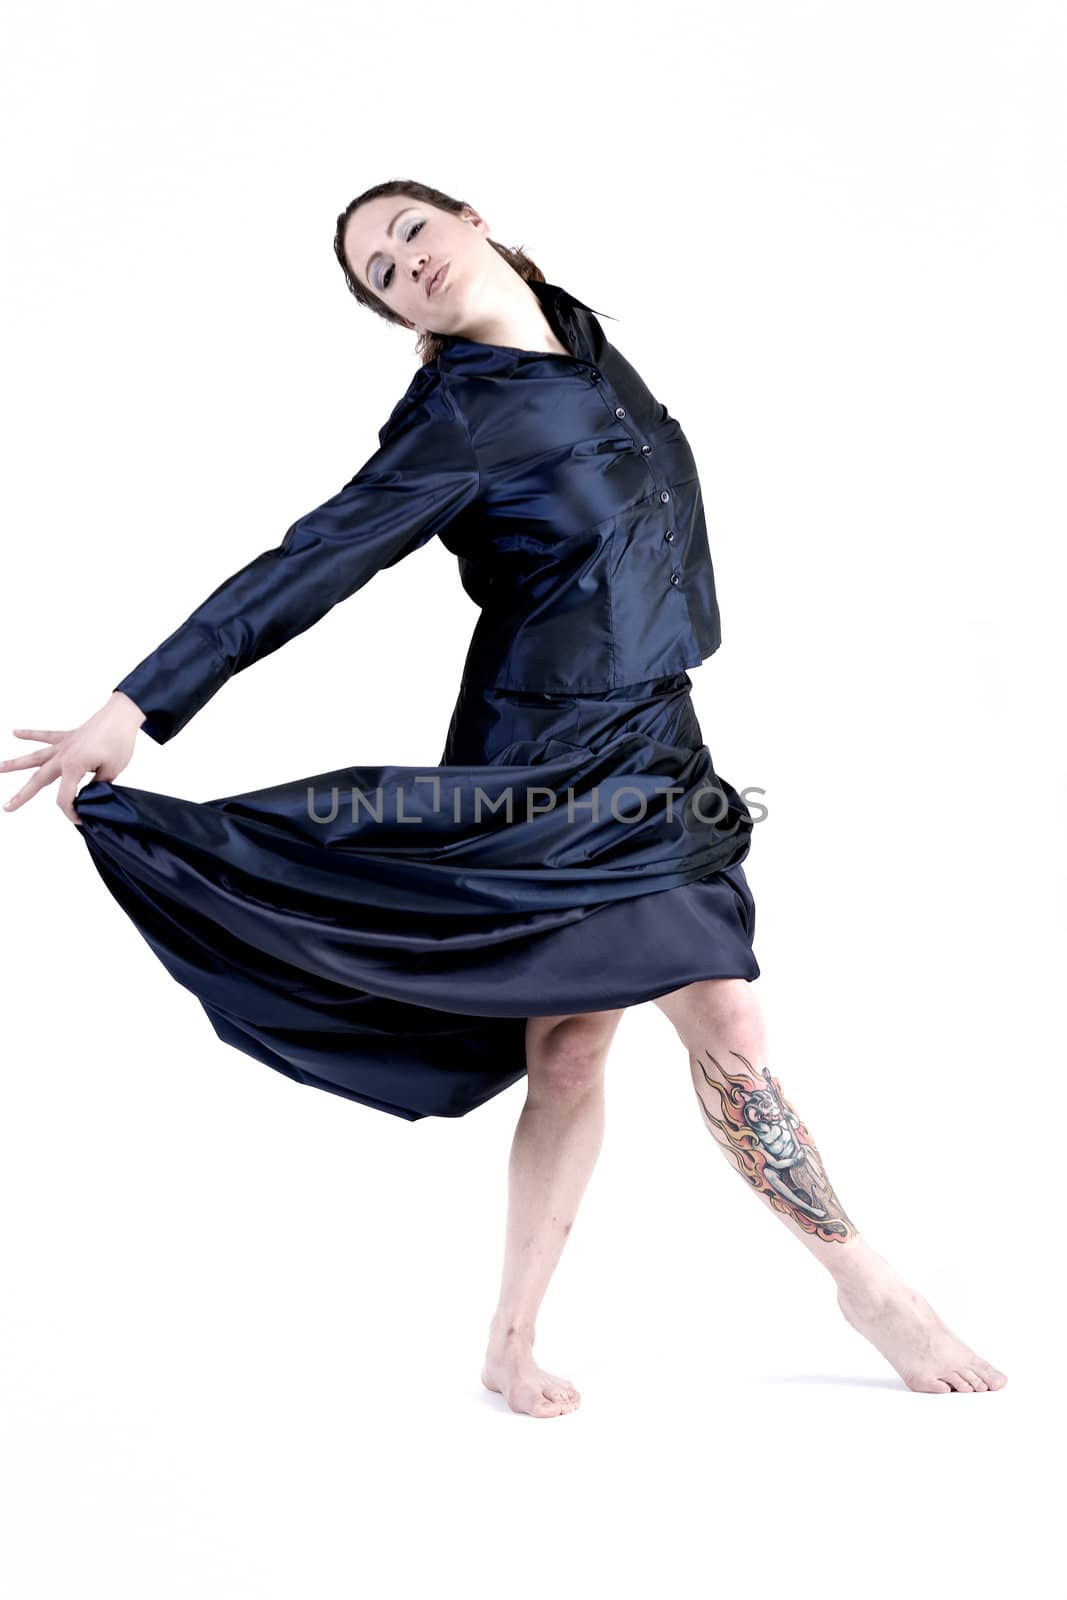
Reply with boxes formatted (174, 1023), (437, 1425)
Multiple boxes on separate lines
(379, 220), (425, 291)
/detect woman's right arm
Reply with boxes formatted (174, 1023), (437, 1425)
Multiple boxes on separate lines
(113, 373), (480, 744)
(1, 374), (480, 821)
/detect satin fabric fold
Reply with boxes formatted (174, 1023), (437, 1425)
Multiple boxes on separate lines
(74, 673), (758, 1121)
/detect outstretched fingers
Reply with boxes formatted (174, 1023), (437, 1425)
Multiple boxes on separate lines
(3, 753), (62, 815)
(11, 728), (72, 744)
(0, 747), (55, 774)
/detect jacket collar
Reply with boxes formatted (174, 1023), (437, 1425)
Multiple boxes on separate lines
(435, 278), (614, 375)
(530, 277), (616, 323)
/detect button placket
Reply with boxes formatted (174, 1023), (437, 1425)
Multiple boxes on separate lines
(588, 369), (674, 553)
(659, 490), (680, 585)
(586, 369), (654, 465)
(602, 385), (656, 466)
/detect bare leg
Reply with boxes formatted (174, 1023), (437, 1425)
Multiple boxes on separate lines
(654, 979), (1008, 1394)
(481, 1008), (624, 1418)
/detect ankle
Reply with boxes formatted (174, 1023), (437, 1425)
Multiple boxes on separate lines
(821, 1236), (897, 1294)
(819, 1235), (883, 1286)
(489, 1313), (537, 1346)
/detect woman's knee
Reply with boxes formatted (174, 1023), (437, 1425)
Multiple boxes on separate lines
(652, 977), (764, 1054)
(526, 1008), (625, 1094)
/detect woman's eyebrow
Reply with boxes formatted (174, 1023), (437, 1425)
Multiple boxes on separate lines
(366, 208), (415, 280)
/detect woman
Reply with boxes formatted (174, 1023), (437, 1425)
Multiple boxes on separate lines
(2, 179), (1006, 1414)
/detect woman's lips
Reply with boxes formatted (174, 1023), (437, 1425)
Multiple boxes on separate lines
(427, 262), (449, 297)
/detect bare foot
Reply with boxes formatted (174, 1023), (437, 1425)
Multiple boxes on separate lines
(481, 1325), (581, 1418)
(835, 1257), (1008, 1393)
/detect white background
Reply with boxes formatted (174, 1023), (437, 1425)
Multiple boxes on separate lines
(1, 1), (1063, 1595)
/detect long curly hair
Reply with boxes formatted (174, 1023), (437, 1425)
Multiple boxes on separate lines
(333, 178), (547, 368)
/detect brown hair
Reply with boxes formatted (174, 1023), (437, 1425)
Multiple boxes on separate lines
(333, 178), (546, 368)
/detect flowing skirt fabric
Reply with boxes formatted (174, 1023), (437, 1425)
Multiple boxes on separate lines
(73, 671), (760, 1121)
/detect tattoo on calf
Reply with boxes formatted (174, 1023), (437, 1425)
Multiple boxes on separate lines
(693, 1049), (857, 1242)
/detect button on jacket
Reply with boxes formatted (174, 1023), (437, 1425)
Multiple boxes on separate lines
(114, 278), (724, 744)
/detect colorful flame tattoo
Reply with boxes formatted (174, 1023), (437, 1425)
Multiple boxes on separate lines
(693, 1049), (856, 1242)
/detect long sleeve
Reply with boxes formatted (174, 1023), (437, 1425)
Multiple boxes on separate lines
(113, 371), (481, 744)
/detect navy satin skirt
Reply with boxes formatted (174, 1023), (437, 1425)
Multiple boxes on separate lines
(73, 671), (759, 1121)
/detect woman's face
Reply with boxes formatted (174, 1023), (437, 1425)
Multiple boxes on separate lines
(344, 197), (491, 338)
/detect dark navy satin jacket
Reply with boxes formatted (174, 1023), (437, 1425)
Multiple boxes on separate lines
(114, 278), (724, 744)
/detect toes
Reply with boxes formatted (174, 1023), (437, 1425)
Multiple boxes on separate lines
(947, 1370), (976, 1392)
(960, 1366), (989, 1392)
(981, 1365), (1008, 1390)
